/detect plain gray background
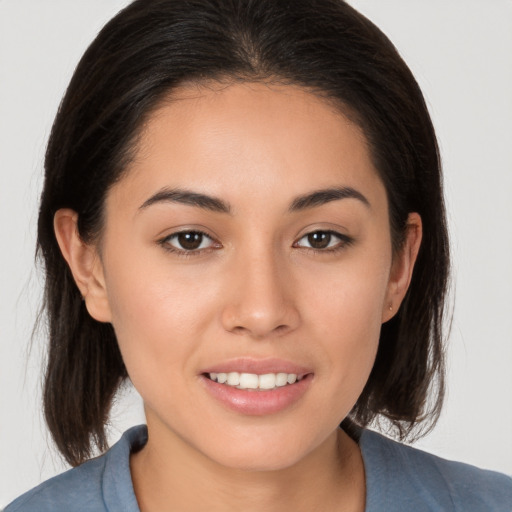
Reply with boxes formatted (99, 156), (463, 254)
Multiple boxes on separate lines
(1, 0), (511, 506)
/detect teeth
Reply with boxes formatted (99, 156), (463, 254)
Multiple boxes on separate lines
(208, 371), (302, 390)
(258, 373), (276, 389)
(287, 374), (297, 384)
(276, 373), (288, 387)
(227, 372), (240, 386)
(239, 373), (259, 389)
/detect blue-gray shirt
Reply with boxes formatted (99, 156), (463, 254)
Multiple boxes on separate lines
(5, 425), (512, 511)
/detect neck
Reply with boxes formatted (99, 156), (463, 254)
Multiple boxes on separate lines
(130, 422), (366, 512)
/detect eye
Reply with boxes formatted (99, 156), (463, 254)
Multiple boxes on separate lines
(162, 230), (217, 252)
(294, 230), (352, 251)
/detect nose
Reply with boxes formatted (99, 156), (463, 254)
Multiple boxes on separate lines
(220, 248), (300, 339)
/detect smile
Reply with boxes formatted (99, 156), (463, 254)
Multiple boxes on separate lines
(207, 372), (305, 390)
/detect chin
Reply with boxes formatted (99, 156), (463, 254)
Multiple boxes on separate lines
(212, 447), (307, 472)
(198, 426), (326, 472)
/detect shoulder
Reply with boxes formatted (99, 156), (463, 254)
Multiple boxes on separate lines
(4, 455), (108, 512)
(360, 429), (512, 512)
(4, 425), (147, 512)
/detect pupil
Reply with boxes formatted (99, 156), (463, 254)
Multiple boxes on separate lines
(178, 232), (202, 250)
(308, 231), (331, 249)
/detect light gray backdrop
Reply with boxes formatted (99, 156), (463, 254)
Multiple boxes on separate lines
(1, 0), (511, 507)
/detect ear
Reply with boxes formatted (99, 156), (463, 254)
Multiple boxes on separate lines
(54, 209), (112, 323)
(382, 212), (422, 323)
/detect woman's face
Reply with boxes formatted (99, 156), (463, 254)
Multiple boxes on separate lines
(80, 82), (415, 470)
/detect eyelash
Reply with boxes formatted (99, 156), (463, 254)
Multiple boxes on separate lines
(293, 230), (354, 254)
(159, 230), (219, 257)
(158, 229), (353, 256)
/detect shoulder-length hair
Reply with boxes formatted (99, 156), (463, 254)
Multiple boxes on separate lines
(38, 0), (450, 466)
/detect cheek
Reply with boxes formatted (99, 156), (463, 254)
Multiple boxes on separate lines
(102, 252), (221, 382)
(299, 250), (390, 384)
(303, 250), (390, 330)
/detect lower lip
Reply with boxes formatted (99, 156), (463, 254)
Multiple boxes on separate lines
(200, 374), (313, 415)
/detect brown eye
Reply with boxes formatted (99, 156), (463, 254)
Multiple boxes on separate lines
(307, 231), (332, 249)
(164, 231), (214, 251)
(177, 232), (203, 250)
(295, 230), (352, 251)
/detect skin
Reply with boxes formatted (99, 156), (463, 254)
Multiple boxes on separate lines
(55, 82), (421, 512)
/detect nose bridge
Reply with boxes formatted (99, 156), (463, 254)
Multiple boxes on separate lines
(221, 240), (299, 337)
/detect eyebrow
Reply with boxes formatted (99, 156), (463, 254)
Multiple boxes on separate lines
(289, 187), (370, 212)
(138, 185), (370, 214)
(139, 187), (231, 214)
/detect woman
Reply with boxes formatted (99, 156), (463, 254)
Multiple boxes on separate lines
(5, 0), (512, 510)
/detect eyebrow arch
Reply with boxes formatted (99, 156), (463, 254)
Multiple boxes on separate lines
(139, 187), (231, 214)
(289, 187), (370, 212)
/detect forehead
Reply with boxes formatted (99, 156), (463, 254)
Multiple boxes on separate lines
(110, 81), (385, 213)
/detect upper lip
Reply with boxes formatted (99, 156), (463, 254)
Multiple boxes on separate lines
(201, 357), (313, 376)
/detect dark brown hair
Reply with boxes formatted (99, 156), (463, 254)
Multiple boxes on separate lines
(38, 0), (449, 466)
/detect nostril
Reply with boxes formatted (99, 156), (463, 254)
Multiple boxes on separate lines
(225, 324), (289, 340)
(230, 325), (249, 335)
(221, 299), (300, 338)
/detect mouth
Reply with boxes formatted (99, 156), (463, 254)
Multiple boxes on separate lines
(205, 371), (307, 391)
(200, 360), (313, 415)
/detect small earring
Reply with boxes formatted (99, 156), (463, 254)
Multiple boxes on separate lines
(388, 304), (393, 311)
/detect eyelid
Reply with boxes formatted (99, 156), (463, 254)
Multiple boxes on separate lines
(157, 227), (352, 256)
(158, 229), (222, 255)
(293, 229), (354, 252)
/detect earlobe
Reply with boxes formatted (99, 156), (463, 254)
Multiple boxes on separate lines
(382, 212), (422, 323)
(53, 209), (112, 323)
